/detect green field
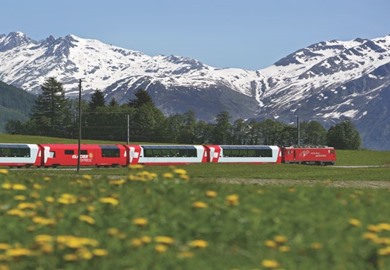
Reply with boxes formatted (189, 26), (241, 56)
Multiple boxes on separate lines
(1, 134), (390, 269)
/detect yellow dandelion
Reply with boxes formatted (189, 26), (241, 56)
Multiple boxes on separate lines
(12, 184), (27, 190)
(82, 174), (92, 180)
(278, 245), (290, 252)
(155, 244), (168, 253)
(205, 190), (217, 198)
(32, 216), (56, 226)
(377, 223), (390, 231)
(192, 201), (208, 209)
(177, 251), (195, 258)
(99, 197), (119, 205)
(179, 174), (190, 181)
(261, 259), (280, 269)
(77, 248), (93, 260)
(264, 240), (277, 248)
(1, 183), (12, 190)
(141, 236), (152, 244)
(155, 236), (175, 245)
(63, 253), (78, 261)
(45, 196), (55, 203)
(130, 238), (143, 247)
(93, 249), (108, 257)
(79, 215), (95, 225)
(128, 164), (144, 169)
(107, 227), (120, 236)
(367, 224), (381, 233)
(109, 179), (126, 185)
(349, 218), (361, 227)
(0, 243), (11, 250)
(33, 183), (42, 190)
(310, 242), (323, 250)
(17, 202), (36, 210)
(274, 235), (288, 244)
(163, 172), (174, 179)
(226, 194), (239, 206)
(133, 218), (148, 227)
(35, 235), (54, 244)
(58, 193), (77, 204)
(0, 169), (9, 174)
(43, 176), (51, 181)
(6, 208), (26, 217)
(362, 232), (378, 241)
(13, 195), (26, 201)
(6, 248), (34, 257)
(188, 239), (208, 248)
(378, 247), (390, 256)
(173, 168), (187, 175)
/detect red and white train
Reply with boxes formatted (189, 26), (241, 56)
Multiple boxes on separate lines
(0, 143), (336, 168)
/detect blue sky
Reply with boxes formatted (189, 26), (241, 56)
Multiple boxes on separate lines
(1, 0), (389, 70)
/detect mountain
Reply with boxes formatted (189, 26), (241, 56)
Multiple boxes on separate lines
(0, 31), (389, 149)
(0, 80), (36, 132)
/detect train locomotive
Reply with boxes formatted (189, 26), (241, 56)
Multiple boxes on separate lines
(0, 143), (336, 168)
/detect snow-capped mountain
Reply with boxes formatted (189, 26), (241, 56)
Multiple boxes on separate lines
(1, 31), (390, 150)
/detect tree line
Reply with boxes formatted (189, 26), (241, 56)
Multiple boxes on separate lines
(5, 78), (362, 149)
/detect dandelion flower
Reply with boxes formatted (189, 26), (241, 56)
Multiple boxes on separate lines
(155, 244), (168, 253)
(99, 197), (119, 205)
(0, 169), (9, 175)
(155, 236), (175, 245)
(205, 190), (217, 198)
(264, 240), (277, 248)
(274, 235), (288, 244)
(79, 215), (95, 225)
(188, 240), (208, 248)
(6, 248), (33, 257)
(163, 173), (174, 179)
(226, 194), (239, 206)
(349, 218), (361, 227)
(133, 218), (148, 227)
(12, 184), (27, 190)
(93, 249), (108, 257)
(261, 259), (280, 268)
(192, 201), (208, 209)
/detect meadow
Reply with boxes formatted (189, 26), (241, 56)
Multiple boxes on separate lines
(0, 134), (390, 269)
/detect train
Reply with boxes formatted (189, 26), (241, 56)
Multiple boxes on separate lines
(0, 143), (336, 168)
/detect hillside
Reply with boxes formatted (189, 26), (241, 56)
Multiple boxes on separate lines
(1, 32), (390, 149)
(0, 81), (36, 132)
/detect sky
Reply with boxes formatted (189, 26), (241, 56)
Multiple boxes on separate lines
(1, 0), (390, 70)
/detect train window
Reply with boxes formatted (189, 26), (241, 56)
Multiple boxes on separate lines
(0, 144), (30, 158)
(65, 150), (74, 155)
(143, 146), (197, 158)
(221, 146), (273, 158)
(81, 150), (88, 155)
(101, 146), (119, 157)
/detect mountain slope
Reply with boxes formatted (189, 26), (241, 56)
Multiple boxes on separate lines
(0, 32), (390, 149)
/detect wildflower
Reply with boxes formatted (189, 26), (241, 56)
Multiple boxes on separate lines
(378, 247), (390, 256)
(32, 216), (56, 226)
(141, 236), (152, 244)
(226, 194), (239, 206)
(0, 169), (9, 174)
(278, 245), (290, 252)
(188, 240), (208, 249)
(107, 227), (120, 236)
(17, 202), (36, 210)
(12, 184), (27, 190)
(43, 176), (51, 181)
(1, 183), (12, 190)
(155, 236), (175, 245)
(155, 244), (168, 253)
(133, 218), (148, 227)
(63, 253), (78, 261)
(349, 218), (361, 227)
(261, 259), (280, 269)
(77, 248), (93, 260)
(177, 251), (195, 258)
(192, 201), (208, 209)
(264, 240), (277, 248)
(45, 196), (55, 203)
(163, 173), (174, 179)
(128, 164), (144, 169)
(0, 243), (11, 250)
(13, 195), (26, 201)
(205, 190), (217, 198)
(82, 174), (92, 180)
(109, 179), (126, 185)
(6, 248), (34, 257)
(33, 183), (42, 190)
(377, 223), (390, 231)
(173, 168), (187, 175)
(58, 194), (77, 204)
(7, 209), (26, 217)
(130, 238), (143, 247)
(93, 249), (108, 257)
(310, 242), (323, 250)
(79, 215), (96, 225)
(179, 174), (190, 181)
(35, 235), (54, 244)
(367, 224), (381, 233)
(99, 197), (119, 205)
(362, 232), (378, 241)
(274, 235), (288, 244)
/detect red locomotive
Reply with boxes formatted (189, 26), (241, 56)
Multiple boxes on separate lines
(0, 143), (336, 167)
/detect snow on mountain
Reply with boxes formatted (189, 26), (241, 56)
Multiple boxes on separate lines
(1, 31), (390, 149)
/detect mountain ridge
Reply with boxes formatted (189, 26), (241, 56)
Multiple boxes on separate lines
(0, 31), (390, 149)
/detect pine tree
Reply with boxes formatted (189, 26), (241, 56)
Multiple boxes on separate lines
(29, 77), (71, 137)
(327, 119), (361, 149)
(89, 89), (106, 110)
(128, 89), (154, 108)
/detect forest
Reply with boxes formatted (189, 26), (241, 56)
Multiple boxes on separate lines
(5, 78), (361, 149)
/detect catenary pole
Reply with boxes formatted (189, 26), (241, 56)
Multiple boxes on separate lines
(77, 79), (82, 172)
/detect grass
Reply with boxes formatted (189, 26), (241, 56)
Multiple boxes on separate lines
(0, 167), (390, 269)
(0, 134), (390, 269)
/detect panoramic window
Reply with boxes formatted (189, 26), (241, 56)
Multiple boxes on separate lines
(0, 145), (31, 158)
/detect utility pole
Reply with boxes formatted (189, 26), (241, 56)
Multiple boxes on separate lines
(297, 115), (301, 147)
(77, 79), (82, 172)
(127, 114), (130, 145)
